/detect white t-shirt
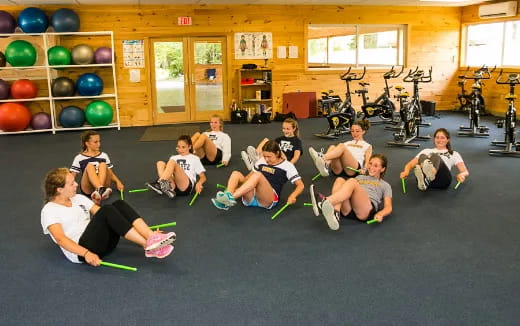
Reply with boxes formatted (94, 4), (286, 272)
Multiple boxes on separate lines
(70, 152), (113, 175)
(203, 131), (232, 163)
(415, 148), (464, 170)
(343, 140), (371, 167)
(41, 195), (94, 263)
(168, 153), (206, 184)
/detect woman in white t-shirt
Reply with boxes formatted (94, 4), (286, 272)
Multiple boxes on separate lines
(146, 135), (207, 199)
(400, 128), (469, 191)
(309, 120), (372, 178)
(191, 115), (231, 166)
(41, 168), (176, 266)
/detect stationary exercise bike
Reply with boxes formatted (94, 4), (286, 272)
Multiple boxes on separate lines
(317, 90), (342, 116)
(489, 70), (520, 157)
(454, 67), (490, 116)
(458, 65), (495, 137)
(387, 67), (432, 148)
(355, 66), (403, 124)
(314, 66), (365, 139)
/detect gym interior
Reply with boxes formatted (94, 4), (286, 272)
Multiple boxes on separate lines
(0, 1), (519, 325)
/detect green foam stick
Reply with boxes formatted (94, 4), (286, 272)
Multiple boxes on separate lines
(346, 166), (361, 173)
(303, 203), (313, 206)
(216, 163), (224, 168)
(401, 178), (406, 194)
(271, 203), (291, 220)
(120, 190), (124, 200)
(366, 219), (378, 225)
(311, 173), (321, 181)
(100, 261), (137, 272)
(216, 184), (227, 190)
(189, 192), (199, 206)
(454, 181), (462, 190)
(129, 188), (149, 193)
(149, 222), (177, 229)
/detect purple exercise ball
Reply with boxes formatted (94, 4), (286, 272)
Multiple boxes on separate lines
(0, 79), (10, 99)
(30, 112), (52, 130)
(0, 11), (16, 34)
(94, 47), (112, 64)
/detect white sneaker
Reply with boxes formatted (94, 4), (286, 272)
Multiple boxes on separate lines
(246, 146), (259, 165)
(321, 199), (339, 230)
(241, 151), (253, 171)
(310, 184), (325, 217)
(309, 147), (329, 177)
(421, 159), (436, 182)
(414, 165), (428, 191)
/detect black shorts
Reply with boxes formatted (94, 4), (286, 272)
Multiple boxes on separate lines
(200, 148), (223, 165)
(332, 162), (362, 178)
(176, 180), (194, 196)
(340, 202), (376, 222)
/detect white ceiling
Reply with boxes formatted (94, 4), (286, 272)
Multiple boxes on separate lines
(0, 0), (491, 7)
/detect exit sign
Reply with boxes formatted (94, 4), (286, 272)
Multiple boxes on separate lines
(178, 17), (192, 26)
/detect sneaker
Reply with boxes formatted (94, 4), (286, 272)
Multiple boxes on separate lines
(211, 198), (230, 210)
(309, 147), (329, 177)
(145, 244), (174, 259)
(241, 150), (254, 171)
(91, 188), (101, 202)
(414, 165), (428, 191)
(158, 179), (171, 193)
(310, 184), (326, 217)
(216, 190), (237, 207)
(164, 188), (176, 199)
(100, 187), (112, 200)
(321, 199), (340, 230)
(145, 231), (176, 251)
(246, 146), (259, 165)
(421, 159), (436, 182)
(146, 181), (163, 195)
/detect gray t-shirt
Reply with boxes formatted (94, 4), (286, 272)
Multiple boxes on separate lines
(355, 175), (392, 211)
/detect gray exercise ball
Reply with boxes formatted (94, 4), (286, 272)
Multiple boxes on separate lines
(52, 77), (75, 97)
(71, 44), (94, 65)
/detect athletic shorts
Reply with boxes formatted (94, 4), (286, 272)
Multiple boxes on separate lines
(332, 162), (362, 178)
(340, 202), (376, 222)
(242, 189), (279, 210)
(176, 180), (194, 196)
(201, 148), (223, 165)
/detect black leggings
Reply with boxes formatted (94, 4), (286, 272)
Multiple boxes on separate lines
(78, 200), (140, 261)
(418, 153), (452, 189)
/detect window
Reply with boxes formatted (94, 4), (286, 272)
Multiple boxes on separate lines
(307, 24), (406, 69)
(465, 20), (520, 67)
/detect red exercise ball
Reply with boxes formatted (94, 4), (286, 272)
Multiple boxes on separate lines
(10, 79), (38, 99)
(0, 102), (31, 132)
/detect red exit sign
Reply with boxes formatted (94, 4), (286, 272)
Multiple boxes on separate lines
(178, 16), (192, 26)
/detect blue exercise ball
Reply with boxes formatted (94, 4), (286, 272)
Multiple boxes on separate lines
(18, 7), (48, 33)
(76, 73), (103, 96)
(59, 106), (85, 128)
(50, 8), (79, 32)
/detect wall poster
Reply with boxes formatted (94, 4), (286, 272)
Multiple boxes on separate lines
(234, 33), (273, 59)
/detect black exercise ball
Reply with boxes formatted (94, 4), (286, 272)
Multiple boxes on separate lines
(51, 77), (75, 97)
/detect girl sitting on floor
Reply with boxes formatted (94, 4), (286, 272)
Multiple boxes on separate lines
(191, 115), (232, 166)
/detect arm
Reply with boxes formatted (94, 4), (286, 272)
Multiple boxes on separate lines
(287, 178), (304, 205)
(221, 134), (232, 165)
(195, 172), (207, 194)
(47, 223), (101, 266)
(362, 145), (373, 173)
(374, 197), (392, 222)
(290, 150), (301, 165)
(400, 157), (419, 179)
(455, 161), (469, 183)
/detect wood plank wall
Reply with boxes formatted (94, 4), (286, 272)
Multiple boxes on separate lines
(0, 5), (462, 126)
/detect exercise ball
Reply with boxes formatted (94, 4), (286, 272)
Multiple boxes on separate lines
(0, 52), (6, 67)
(77, 73), (103, 96)
(0, 11), (16, 34)
(0, 79), (9, 99)
(10, 79), (38, 99)
(94, 47), (112, 64)
(5, 40), (37, 67)
(59, 106), (84, 128)
(50, 8), (79, 32)
(85, 100), (113, 126)
(30, 112), (51, 130)
(0, 102), (31, 132)
(51, 77), (75, 97)
(48, 46), (71, 66)
(71, 44), (94, 65)
(17, 7), (48, 33)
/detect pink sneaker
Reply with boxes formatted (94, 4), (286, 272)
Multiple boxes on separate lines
(145, 244), (174, 259)
(145, 232), (176, 251)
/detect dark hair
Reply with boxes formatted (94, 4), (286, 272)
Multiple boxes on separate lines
(352, 119), (370, 132)
(80, 130), (100, 152)
(434, 128), (453, 155)
(43, 167), (69, 203)
(177, 135), (194, 153)
(283, 118), (299, 137)
(261, 140), (282, 158)
(370, 153), (388, 177)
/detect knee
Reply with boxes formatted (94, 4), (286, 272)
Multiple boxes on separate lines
(156, 160), (166, 168)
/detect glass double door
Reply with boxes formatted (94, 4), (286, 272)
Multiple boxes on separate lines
(151, 36), (226, 124)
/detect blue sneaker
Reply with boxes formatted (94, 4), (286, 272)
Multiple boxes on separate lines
(216, 190), (237, 206)
(212, 198), (229, 210)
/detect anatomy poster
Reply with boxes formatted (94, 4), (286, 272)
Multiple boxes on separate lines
(234, 33), (272, 59)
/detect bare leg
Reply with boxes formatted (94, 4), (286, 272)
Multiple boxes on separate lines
(162, 159), (190, 191)
(327, 178), (372, 220)
(324, 144), (358, 176)
(192, 133), (218, 161)
(82, 163), (104, 192)
(256, 138), (269, 156)
(232, 172), (274, 207)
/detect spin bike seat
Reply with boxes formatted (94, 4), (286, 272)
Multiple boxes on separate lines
(359, 82), (370, 87)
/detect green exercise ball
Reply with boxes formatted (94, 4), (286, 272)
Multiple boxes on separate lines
(85, 100), (113, 126)
(5, 40), (37, 67)
(48, 46), (71, 66)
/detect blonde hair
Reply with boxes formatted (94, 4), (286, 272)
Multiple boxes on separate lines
(42, 168), (69, 203)
(283, 118), (299, 137)
(207, 114), (224, 132)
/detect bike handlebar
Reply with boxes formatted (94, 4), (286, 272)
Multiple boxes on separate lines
(459, 65), (496, 80)
(383, 65), (404, 79)
(496, 69), (520, 85)
(340, 66), (366, 81)
(403, 66), (432, 83)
